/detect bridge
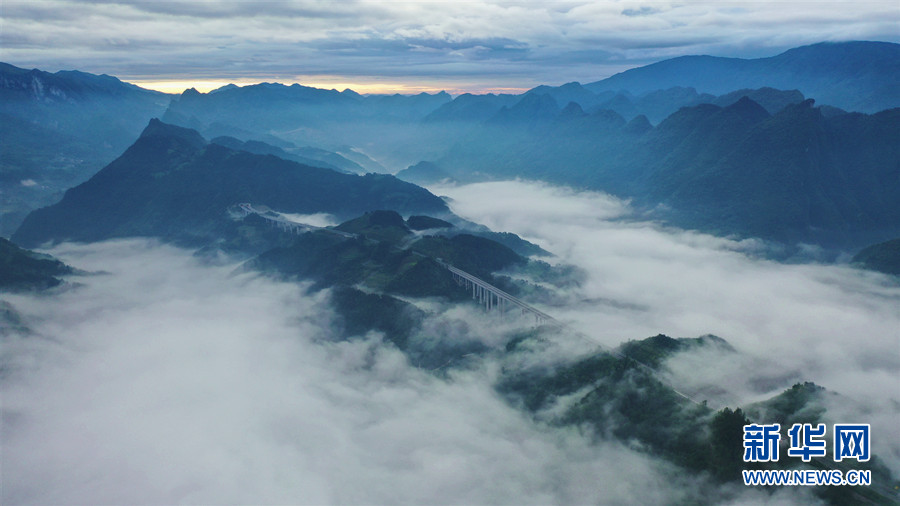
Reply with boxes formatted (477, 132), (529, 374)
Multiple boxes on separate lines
(233, 203), (900, 501)
(234, 203), (725, 404)
(235, 203), (355, 238)
(444, 263), (561, 326)
(236, 202), (563, 326)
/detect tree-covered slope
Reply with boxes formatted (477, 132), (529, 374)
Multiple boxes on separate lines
(852, 238), (900, 275)
(0, 237), (72, 291)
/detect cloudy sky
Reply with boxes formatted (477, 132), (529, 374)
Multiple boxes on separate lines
(2, 0), (899, 93)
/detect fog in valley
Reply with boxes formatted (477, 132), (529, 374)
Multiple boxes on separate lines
(433, 181), (900, 473)
(2, 180), (897, 504)
(0, 240), (696, 505)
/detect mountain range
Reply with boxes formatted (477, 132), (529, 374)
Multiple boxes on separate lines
(3, 41), (899, 506)
(584, 41), (900, 114)
(4, 41), (899, 252)
(427, 96), (900, 248)
(0, 62), (171, 236)
(11, 120), (449, 249)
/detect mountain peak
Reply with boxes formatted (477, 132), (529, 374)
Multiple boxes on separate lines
(624, 114), (653, 134)
(180, 87), (202, 98)
(560, 101), (585, 117)
(584, 41), (899, 113)
(139, 118), (207, 149)
(722, 95), (770, 119)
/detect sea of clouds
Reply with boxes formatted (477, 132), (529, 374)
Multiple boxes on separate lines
(3, 179), (897, 505)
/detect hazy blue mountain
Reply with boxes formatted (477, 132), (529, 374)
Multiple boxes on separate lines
(332, 146), (388, 173)
(12, 120), (450, 248)
(525, 82), (604, 110)
(203, 131), (374, 174)
(0, 237), (72, 291)
(852, 238), (900, 275)
(527, 85), (800, 124)
(395, 161), (456, 185)
(711, 87), (806, 114)
(0, 62), (171, 236)
(585, 41), (900, 113)
(436, 97), (900, 248)
(423, 93), (521, 122)
(643, 100), (900, 245)
(293, 146), (368, 174)
(209, 136), (347, 172)
(359, 91), (452, 120)
(489, 93), (560, 125)
(160, 82), (455, 170)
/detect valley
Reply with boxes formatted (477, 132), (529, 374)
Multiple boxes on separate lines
(2, 35), (899, 505)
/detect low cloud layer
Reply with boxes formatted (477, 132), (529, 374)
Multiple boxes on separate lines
(2, 239), (686, 505)
(3, 1), (898, 92)
(433, 180), (900, 474)
(3, 181), (898, 502)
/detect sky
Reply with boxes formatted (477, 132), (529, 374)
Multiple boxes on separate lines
(3, 182), (898, 504)
(2, 0), (899, 94)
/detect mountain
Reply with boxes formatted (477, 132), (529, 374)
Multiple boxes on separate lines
(852, 238), (900, 275)
(585, 41), (900, 114)
(512, 85), (802, 126)
(208, 136), (338, 171)
(711, 87), (806, 115)
(395, 161), (455, 185)
(434, 97), (900, 249)
(0, 63), (171, 236)
(246, 209), (534, 364)
(424, 93), (521, 123)
(525, 82), (604, 110)
(161, 83), (454, 170)
(292, 146), (368, 174)
(11, 120), (451, 248)
(0, 237), (73, 291)
(489, 93), (561, 125)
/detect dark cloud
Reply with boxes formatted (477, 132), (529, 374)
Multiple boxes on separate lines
(621, 6), (661, 17)
(2, 0), (898, 91)
(80, 0), (371, 20)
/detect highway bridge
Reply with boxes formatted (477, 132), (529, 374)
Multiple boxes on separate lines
(444, 263), (561, 326)
(237, 202), (564, 326)
(237, 203), (900, 502)
(236, 205), (719, 399)
(236, 203), (355, 237)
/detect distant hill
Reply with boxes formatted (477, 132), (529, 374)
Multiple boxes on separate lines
(395, 161), (456, 185)
(0, 62), (171, 236)
(585, 41), (900, 114)
(852, 238), (900, 275)
(424, 93), (520, 123)
(435, 97), (900, 248)
(209, 136), (349, 173)
(161, 83), (454, 169)
(11, 119), (450, 248)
